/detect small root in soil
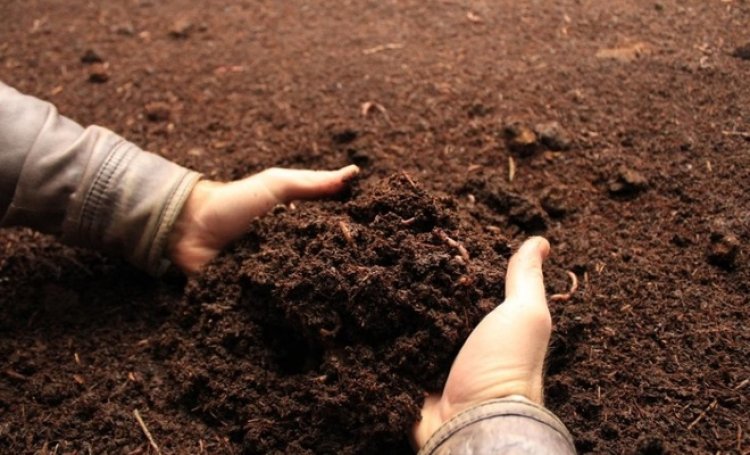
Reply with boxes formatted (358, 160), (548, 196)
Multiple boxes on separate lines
(133, 409), (162, 455)
(400, 170), (418, 189)
(339, 221), (355, 247)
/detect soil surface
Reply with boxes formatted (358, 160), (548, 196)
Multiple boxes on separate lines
(1, 1), (750, 454)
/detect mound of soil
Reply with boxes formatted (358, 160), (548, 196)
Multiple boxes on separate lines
(3, 0), (750, 453)
(181, 174), (510, 453)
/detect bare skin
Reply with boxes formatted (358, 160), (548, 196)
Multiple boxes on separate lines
(412, 237), (553, 449)
(167, 165), (360, 274)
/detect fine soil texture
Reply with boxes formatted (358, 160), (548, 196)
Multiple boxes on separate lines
(1, 1), (749, 454)
(184, 174), (509, 453)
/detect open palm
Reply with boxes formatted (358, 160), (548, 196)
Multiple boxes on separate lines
(167, 165), (359, 274)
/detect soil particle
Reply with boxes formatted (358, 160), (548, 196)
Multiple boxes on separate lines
(707, 221), (740, 268)
(534, 121), (573, 151)
(332, 128), (358, 144)
(595, 42), (650, 63)
(169, 18), (194, 39)
(87, 63), (110, 83)
(540, 186), (572, 218)
(112, 23), (135, 36)
(80, 49), (103, 64)
(504, 121), (572, 154)
(503, 122), (539, 156)
(347, 148), (371, 167)
(732, 43), (750, 60)
(670, 234), (692, 248)
(635, 438), (668, 455)
(144, 102), (172, 122)
(467, 102), (493, 118)
(463, 175), (548, 232)
(607, 165), (649, 195)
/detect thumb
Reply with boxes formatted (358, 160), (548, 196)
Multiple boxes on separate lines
(504, 236), (550, 310)
(259, 165), (360, 203)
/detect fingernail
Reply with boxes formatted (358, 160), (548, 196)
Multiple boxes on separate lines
(342, 165), (360, 181)
(531, 236), (550, 259)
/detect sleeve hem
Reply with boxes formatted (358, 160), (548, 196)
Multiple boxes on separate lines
(145, 170), (202, 276)
(418, 396), (576, 455)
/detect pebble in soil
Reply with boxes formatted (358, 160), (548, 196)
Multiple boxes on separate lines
(503, 122), (540, 156)
(503, 120), (574, 155)
(144, 101), (172, 122)
(540, 186), (574, 218)
(534, 121), (573, 151)
(182, 173), (513, 453)
(732, 43), (750, 61)
(87, 63), (110, 83)
(169, 17), (194, 39)
(608, 165), (649, 196)
(80, 49), (104, 64)
(707, 219), (740, 268)
(462, 174), (549, 232)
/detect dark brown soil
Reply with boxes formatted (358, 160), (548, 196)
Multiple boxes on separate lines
(182, 174), (508, 453)
(1, 1), (749, 454)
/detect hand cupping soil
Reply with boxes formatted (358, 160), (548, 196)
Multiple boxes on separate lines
(182, 173), (512, 453)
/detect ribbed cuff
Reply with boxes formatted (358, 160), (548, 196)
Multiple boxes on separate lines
(145, 169), (201, 275)
(60, 129), (202, 276)
(418, 397), (576, 455)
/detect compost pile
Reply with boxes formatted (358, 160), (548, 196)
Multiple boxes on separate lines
(180, 173), (511, 453)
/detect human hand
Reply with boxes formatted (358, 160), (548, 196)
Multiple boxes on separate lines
(412, 237), (552, 448)
(167, 165), (360, 274)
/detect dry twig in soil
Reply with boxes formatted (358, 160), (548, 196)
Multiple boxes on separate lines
(722, 130), (750, 138)
(4, 369), (28, 381)
(401, 170), (418, 189)
(339, 221), (355, 247)
(133, 409), (162, 455)
(362, 43), (404, 54)
(687, 400), (717, 431)
(361, 101), (387, 117)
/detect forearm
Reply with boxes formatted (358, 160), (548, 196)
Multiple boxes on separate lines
(0, 81), (200, 274)
(418, 397), (576, 455)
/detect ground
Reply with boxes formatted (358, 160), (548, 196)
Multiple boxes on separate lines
(1, 0), (749, 453)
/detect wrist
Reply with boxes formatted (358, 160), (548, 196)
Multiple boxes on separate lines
(412, 395), (444, 450)
(413, 394), (542, 451)
(167, 179), (222, 272)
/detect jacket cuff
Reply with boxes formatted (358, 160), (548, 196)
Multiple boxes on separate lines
(61, 129), (201, 275)
(145, 165), (202, 275)
(418, 397), (576, 455)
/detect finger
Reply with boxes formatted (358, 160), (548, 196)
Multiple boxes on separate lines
(262, 165), (360, 202)
(504, 236), (550, 308)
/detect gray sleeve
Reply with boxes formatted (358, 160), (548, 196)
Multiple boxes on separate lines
(0, 81), (201, 275)
(418, 397), (576, 455)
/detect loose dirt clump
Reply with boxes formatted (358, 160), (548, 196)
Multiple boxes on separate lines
(607, 165), (649, 196)
(534, 121), (573, 151)
(707, 220), (741, 268)
(503, 122), (540, 156)
(180, 174), (510, 453)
